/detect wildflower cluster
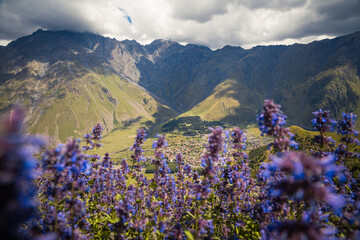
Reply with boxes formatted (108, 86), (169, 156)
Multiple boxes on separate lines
(259, 101), (360, 239)
(1, 99), (359, 239)
(131, 128), (147, 171)
(83, 123), (103, 152)
(258, 99), (298, 151)
(335, 113), (360, 162)
(312, 109), (336, 147)
(231, 127), (247, 159)
(38, 138), (91, 239)
(0, 107), (45, 239)
(337, 113), (358, 140)
(201, 127), (223, 178)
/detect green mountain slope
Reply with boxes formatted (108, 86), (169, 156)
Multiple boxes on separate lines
(181, 79), (258, 126)
(178, 31), (360, 129)
(182, 64), (360, 129)
(1, 29), (360, 147)
(0, 59), (175, 144)
(0, 30), (177, 146)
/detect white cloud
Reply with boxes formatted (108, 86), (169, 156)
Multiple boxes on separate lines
(241, 34), (336, 49)
(0, 0), (359, 49)
(0, 39), (11, 46)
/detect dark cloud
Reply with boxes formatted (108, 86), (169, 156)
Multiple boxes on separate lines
(0, 0), (359, 49)
(299, 0), (360, 39)
(0, 0), (89, 40)
(273, 0), (360, 41)
(313, 0), (360, 18)
(0, 0), (132, 41)
(239, 0), (307, 11)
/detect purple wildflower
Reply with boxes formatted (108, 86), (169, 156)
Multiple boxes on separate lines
(312, 109), (336, 146)
(231, 127), (248, 159)
(82, 123), (103, 153)
(131, 129), (147, 162)
(201, 127), (224, 178)
(258, 100), (298, 151)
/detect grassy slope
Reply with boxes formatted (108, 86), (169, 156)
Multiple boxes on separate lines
(291, 125), (360, 175)
(307, 65), (360, 128)
(290, 125), (360, 152)
(0, 61), (176, 147)
(180, 79), (258, 126)
(247, 125), (360, 176)
(178, 64), (360, 130)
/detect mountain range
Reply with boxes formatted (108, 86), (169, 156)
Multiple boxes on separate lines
(0, 29), (359, 149)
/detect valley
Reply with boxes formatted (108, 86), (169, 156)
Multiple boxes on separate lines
(0, 29), (359, 148)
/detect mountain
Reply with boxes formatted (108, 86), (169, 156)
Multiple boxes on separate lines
(182, 34), (360, 128)
(0, 30), (176, 145)
(0, 29), (360, 148)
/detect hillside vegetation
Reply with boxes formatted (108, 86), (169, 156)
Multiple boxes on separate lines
(1, 30), (360, 144)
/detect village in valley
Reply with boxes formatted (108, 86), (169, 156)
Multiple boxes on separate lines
(114, 128), (273, 168)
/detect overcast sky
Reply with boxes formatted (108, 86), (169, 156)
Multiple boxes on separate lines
(0, 0), (359, 49)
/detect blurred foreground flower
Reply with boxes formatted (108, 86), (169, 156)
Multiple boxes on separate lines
(0, 107), (45, 239)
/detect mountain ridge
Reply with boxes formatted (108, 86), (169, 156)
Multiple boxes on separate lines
(0, 29), (360, 145)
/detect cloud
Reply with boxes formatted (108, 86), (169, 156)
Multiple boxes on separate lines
(304, 0), (360, 36)
(0, 39), (10, 46)
(239, 0), (307, 11)
(169, 0), (231, 23)
(0, 0), (359, 49)
(0, 0), (133, 41)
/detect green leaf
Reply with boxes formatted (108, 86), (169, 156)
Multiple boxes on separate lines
(184, 230), (194, 240)
(187, 211), (196, 219)
(108, 217), (119, 224)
